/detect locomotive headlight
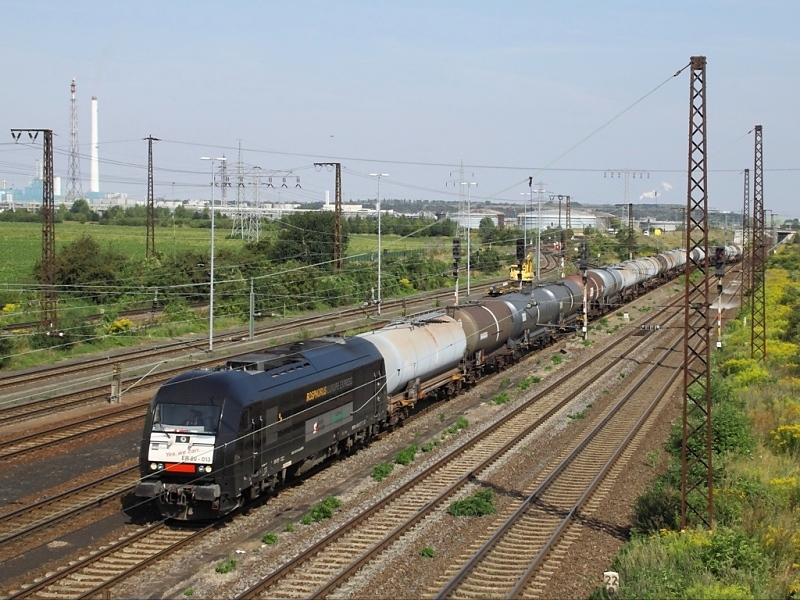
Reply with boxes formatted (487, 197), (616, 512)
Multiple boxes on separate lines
(150, 462), (158, 471)
(204, 465), (212, 473)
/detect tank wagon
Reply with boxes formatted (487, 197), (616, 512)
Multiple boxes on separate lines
(137, 250), (687, 520)
(564, 249), (686, 316)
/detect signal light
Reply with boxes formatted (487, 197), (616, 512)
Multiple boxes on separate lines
(452, 238), (461, 260)
(714, 246), (726, 277)
(516, 238), (525, 261)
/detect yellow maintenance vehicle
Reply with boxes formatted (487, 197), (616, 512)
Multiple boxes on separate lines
(508, 252), (535, 283)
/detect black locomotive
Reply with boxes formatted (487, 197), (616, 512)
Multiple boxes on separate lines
(136, 337), (387, 520)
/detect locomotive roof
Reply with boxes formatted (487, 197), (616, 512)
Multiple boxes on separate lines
(152, 336), (382, 408)
(224, 336), (368, 375)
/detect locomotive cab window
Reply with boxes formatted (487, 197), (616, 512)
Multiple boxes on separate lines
(152, 403), (221, 433)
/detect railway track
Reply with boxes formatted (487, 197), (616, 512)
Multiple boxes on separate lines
(0, 259), (738, 599)
(0, 405), (146, 460)
(0, 465), (139, 547)
(4, 522), (212, 600)
(0, 278), (680, 599)
(234, 294), (686, 599)
(432, 321), (687, 598)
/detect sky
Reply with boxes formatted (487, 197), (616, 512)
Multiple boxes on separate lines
(1, 0), (798, 219)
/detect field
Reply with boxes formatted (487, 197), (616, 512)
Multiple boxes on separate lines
(0, 222), (460, 286)
(0, 221), (252, 285)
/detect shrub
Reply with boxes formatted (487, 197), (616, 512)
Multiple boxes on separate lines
(284, 523), (296, 532)
(770, 424), (800, 455)
(491, 392), (510, 405)
(631, 482), (681, 534)
(106, 317), (135, 335)
(419, 546), (436, 558)
(215, 557), (237, 574)
(517, 375), (540, 390)
(262, 532), (278, 545)
(0, 337), (14, 369)
(394, 445), (418, 466)
(712, 401), (755, 457)
(300, 514), (313, 525)
(372, 462), (394, 482)
(448, 487), (496, 517)
(551, 354), (563, 365)
(444, 417), (469, 436)
(684, 583), (754, 600)
(699, 525), (767, 578)
(309, 496), (342, 522)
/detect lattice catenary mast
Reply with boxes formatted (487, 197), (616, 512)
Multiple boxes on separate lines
(11, 129), (57, 329)
(231, 142), (247, 240)
(681, 55), (713, 529)
(750, 125), (766, 362)
(315, 162), (342, 271)
(66, 78), (83, 204)
(740, 168), (751, 308)
(144, 135), (159, 258)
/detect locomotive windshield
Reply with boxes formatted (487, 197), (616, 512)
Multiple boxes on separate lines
(152, 403), (221, 434)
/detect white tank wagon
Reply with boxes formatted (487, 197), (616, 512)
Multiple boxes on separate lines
(357, 314), (467, 406)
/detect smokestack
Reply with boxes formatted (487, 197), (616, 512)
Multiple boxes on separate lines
(90, 96), (99, 193)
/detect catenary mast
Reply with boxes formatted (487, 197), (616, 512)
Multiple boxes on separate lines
(66, 78), (83, 204)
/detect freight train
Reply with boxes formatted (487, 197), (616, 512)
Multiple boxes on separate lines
(136, 246), (738, 520)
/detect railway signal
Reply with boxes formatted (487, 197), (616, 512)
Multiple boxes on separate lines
(714, 246), (726, 278)
(452, 237), (461, 304)
(580, 242), (589, 341)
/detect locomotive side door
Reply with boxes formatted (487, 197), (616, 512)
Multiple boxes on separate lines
(263, 406), (278, 468)
(238, 408), (254, 485)
(252, 412), (262, 476)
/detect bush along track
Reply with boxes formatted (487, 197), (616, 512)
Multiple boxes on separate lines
(593, 238), (800, 600)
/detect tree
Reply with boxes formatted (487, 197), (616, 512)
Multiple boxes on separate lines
(478, 217), (497, 245)
(51, 234), (127, 303)
(64, 198), (97, 224)
(269, 212), (347, 269)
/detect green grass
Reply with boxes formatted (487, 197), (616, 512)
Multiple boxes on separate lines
(261, 532), (278, 545)
(0, 223), (451, 286)
(394, 445), (418, 466)
(419, 546), (436, 558)
(518, 375), (541, 390)
(443, 417), (469, 436)
(491, 392), (511, 405)
(372, 462), (394, 482)
(0, 221), (245, 284)
(215, 557), (237, 574)
(448, 487), (496, 517)
(307, 496), (342, 522)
